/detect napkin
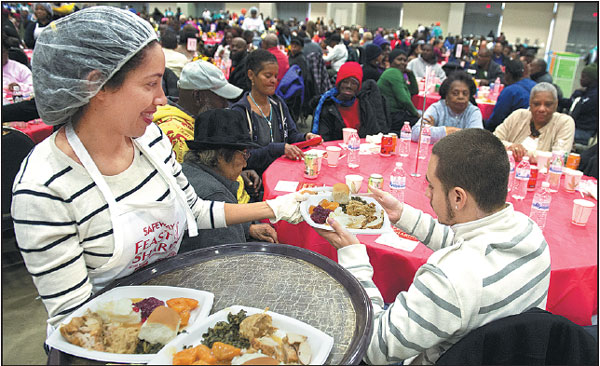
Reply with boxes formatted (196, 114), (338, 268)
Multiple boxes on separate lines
(375, 230), (419, 252)
(366, 133), (384, 144)
(274, 180), (300, 193)
(578, 180), (598, 200)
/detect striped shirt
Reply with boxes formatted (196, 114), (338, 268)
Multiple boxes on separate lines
(11, 123), (226, 327)
(337, 203), (550, 365)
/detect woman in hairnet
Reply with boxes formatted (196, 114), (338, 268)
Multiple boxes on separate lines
(11, 6), (303, 336)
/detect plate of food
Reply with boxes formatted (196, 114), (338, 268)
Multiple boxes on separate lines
(147, 305), (334, 365)
(46, 286), (214, 363)
(300, 183), (391, 234)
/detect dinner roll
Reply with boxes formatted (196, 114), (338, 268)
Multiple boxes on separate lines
(138, 306), (180, 345)
(332, 183), (350, 204)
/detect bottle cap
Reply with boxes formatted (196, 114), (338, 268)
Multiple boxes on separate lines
(507, 150), (513, 155)
(396, 162), (403, 167)
(522, 156), (530, 161)
(541, 181), (550, 188)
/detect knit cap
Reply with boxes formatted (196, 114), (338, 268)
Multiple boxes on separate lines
(365, 44), (382, 62)
(336, 61), (363, 89)
(388, 48), (407, 64)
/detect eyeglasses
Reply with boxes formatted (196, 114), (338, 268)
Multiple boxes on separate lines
(237, 150), (251, 160)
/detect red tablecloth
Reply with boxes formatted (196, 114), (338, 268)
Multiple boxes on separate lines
(263, 140), (598, 326)
(9, 120), (54, 144)
(411, 92), (496, 120)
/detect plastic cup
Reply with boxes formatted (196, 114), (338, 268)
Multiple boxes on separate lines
(345, 174), (363, 194)
(563, 168), (583, 193)
(307, 150), (326, 173)
(536, 151), (552, 174)
(571, 199), (595, 226)
(342, 128), (357, 145)
(325, 146), (341, 167)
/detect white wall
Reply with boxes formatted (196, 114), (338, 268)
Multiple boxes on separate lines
(224, 3), (256, 15)
(501, 2), (554, 49)
(447, 3), (466, 37)
(550, 3), (574, 54)
(401, 2), (451, 34)
(309, 2), (327, 22)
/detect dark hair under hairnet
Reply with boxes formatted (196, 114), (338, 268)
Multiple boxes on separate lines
(32, 6), (157, 126)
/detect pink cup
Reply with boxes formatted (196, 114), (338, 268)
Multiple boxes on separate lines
(571, 199), (595, 226)
(342, 128), (357, 145)
(325, 146), (342, 167)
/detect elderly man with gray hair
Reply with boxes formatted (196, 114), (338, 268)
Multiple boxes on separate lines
(493, 82), (575, 162)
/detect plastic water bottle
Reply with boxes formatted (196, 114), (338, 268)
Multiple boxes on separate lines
(418, 123), (431, 160)
(399, 122), (411, 157)
(507, 150), (516, 193)
(347, 131), (360, 169)
(529, 181), (552, 230)
(12, 85), (23, 103)
(491, 77), (501, 101)
(389, 162), (407, 203)
(547, 150), (564, 193)
(511, 156), (530, 200)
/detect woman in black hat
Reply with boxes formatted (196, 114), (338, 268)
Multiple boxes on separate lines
(181, 109), (279, 250)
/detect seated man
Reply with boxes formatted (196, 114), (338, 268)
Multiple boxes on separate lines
(317, 128), (550, 365)
(153, 60), (261, 202)
(180, 109), (278, 250)
(407, 43), (447, 82)
(466, 47), (504, 86)
(494, 82), (575, 162)
(322, 33), (348, 74)
(412, 71), (483, 144)
(529, 58), (553, 84)
(161, 29), (189, 78)
(485, 59), (536, 132)
(362, 44), (384, 82)
(228, 37), (250, 92)
(262, 33), (288, 83)
(559, 63), (598, 146)
(311, 61), (390, 141)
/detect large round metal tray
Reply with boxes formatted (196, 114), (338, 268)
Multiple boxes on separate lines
(48, 243), (373, 365)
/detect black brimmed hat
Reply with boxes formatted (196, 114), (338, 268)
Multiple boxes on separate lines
(186, 109), (261, 151)
(290, 36), (304, 47)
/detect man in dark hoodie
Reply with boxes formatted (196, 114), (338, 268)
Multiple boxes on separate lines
(362, 43), (384, 82)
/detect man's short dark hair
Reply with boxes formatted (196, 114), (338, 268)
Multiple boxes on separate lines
(290, 36), (304, 47)
(329, 33), (341, 44)
(160, 29), (178, 49)
(432, 129), (509, 213)
(505, 59), (524, 79)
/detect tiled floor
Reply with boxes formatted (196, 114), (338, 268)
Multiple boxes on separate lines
(2, 234), (48, 365)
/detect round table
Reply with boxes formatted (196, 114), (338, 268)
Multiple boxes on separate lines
(262, 139), (598, 326)
(411, 92), (496, 120)
(48, 243), (373, 365)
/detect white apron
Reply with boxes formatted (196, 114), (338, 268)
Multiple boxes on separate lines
(65, 124), (198, 291)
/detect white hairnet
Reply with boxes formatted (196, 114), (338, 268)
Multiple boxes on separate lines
(32, 6), (157, 126)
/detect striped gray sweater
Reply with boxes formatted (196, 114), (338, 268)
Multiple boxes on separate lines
(337, 203), (550, 365)
(11, 124), (226, 328)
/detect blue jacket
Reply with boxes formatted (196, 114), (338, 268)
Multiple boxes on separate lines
(485, 78), (536, 132)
